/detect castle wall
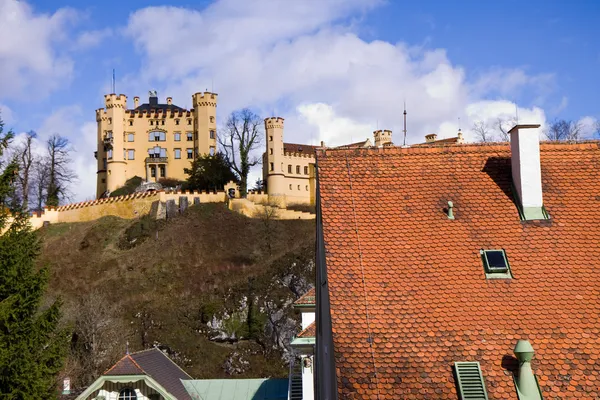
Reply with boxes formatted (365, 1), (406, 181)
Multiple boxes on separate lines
(96, 92), (218, 199)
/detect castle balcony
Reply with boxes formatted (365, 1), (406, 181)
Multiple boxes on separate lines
(145, 156), (169, 163)
(103, 136), (113, 145)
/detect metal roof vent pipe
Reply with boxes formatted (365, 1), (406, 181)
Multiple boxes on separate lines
(513, 340), (543, 400)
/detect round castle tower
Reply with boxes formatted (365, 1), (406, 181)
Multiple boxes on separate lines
(264, 117), (286, 199)
(192, 92), (218, 156)
(97, 94), (128, 197)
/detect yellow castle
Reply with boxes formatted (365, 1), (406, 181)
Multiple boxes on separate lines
(262, 117), (393, 206)
(95, 91), (218, 198)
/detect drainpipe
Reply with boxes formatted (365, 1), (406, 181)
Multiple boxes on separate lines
(513, 340), (542, 400)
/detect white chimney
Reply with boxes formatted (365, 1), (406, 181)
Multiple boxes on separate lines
(509, 124), (547, 220)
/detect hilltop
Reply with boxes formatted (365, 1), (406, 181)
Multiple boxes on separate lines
(37, 203), (315, 388)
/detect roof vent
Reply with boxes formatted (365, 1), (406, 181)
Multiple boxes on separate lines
(447, 201), (455, 220)
(454, 362), (489, 400)
(149, 90), (158, 106)
(509, 124), (549, 220)
(513, 340), (543, 400)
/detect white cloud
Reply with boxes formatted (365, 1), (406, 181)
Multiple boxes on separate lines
(73, 28), (113, 50)
(0, 103), (14, 126)
(577, 116), (598, 138)
(124, 0), (552, 152)
(0, 0), (78, 100)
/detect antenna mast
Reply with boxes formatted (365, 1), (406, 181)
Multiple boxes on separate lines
(112, 69), (116, 94)
(403, 101), (407, 146)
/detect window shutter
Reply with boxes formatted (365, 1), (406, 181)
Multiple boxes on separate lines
(454, 362), (488, 400)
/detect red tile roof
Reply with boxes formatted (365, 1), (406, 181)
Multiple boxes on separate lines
(316, 142), (600, 399)
(335, 139), (370, 149)
(295, 288), (316, 306)
(104, 349), (192, 399)
(298, 322), (316, 338)
(283, 142), (318, 155)
(104, 354), (146, 376)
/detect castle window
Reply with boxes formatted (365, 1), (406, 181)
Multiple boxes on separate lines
(289, 184), (292, 190)
(270, 162), (274, 171)
(159, 165), (166, 178)
(174, 149), (181, 159)
(269, 148), (273, 155)
(187, 119), (192, 125)
(127, 133), (134, 142)
(174, 132), (181, 141)
(269, 136), (273, 142)
(187, 149), (193, 159)
(149, 131), (166, 142)
(150, 120), (153, 126)
(298, 185), (300, 190)
(128, 150), (135, 160)
(102, 178), (106, 183)
(288, 165), (292, 173)
(209, 147), (215, 156)
(210, 130), (215, 139)
(128, 120), (133, 126)
(108, 118), (112, 125)
(107, 149), (113, 160)
(304, 166), (309, 175)
(186, 132), (193, 141)
(161, 120), (165, 126)
(296, 165), (300, 174)
(103, 158), (107, 169)
(306, 185), (309, 191)
(210, 116), (215, 123)
(150, 166), (156, 178)
(175, 119), (180, 125)
(148, 146), (166, 158)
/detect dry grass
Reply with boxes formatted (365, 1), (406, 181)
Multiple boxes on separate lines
(38, 203), (315, 381)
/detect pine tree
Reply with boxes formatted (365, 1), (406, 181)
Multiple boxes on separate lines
(0, 113), (68, 399)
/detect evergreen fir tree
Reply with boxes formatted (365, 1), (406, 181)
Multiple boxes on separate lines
(0, 113), (68, 399)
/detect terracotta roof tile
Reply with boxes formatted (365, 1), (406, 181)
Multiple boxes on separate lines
(316, 142), (600, 399)
(298, 322), (316, 338)
(283, 142), (318, 154)
(295, 288), (316, 306)
(104, 355), (146, 376)
(104, 349), (192, 399)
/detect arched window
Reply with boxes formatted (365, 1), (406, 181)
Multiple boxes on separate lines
(119, 388), (137, 400)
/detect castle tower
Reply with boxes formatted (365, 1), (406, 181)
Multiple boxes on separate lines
(374, 129), (392, 147)
(192, 92), (218, 156)
(264, 117), (286, 201)
(96, 94), (127, 197)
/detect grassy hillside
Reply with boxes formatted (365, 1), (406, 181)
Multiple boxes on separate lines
(37, 203), (315, 388)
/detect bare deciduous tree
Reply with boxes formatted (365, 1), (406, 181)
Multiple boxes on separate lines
(67, 291), (130, 386)
(544, 119), (583, 142)
(472, 120), (494, 143)
(32, 159), (49, 212)
(496, 117), (517, 142)
(45, 134), (76, 207)
(15, 131), (36, 210)
(218, 109), (262, 197)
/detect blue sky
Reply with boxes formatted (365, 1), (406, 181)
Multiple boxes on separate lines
(1, 0), (599, 201)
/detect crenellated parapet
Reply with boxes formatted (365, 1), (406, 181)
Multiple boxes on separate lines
(192, 92), (218, 107)
(265, 117), (284, 130)
(56, 191), (159, 212)
(284, 152), (316, 159)
(104, 94), (128, 109)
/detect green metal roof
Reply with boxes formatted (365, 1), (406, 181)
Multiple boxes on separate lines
(182, 378), (287, 400)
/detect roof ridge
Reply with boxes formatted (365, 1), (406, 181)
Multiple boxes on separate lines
(103, 354), (146, 375)
(297, 321), (316, 338)
(132, 347), (193, 379)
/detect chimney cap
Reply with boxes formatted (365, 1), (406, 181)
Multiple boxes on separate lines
(514, 339), (535, 362)
(508, 124), (541, 134)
